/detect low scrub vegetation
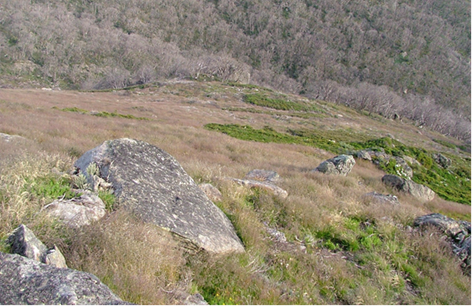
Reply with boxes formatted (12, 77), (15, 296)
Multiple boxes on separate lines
(0, 82), (470, 304)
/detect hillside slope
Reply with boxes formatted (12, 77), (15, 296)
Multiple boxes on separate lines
(0, 82), (470, 304)
(0, 0), (470, 140)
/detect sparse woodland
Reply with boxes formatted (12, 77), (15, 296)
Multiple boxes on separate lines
(0, 0), (470, 141)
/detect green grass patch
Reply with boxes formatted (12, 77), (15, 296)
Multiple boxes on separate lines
(243, 93), (324, 113)
(53, 106), (149, 120)
(91, 111), (148, 120)
(98, 190), (116, 211)
(25, 175), (78, 202)
(53, 106), (88, 113)
(205, 123), (471, 204)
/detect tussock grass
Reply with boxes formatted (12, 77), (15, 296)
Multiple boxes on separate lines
(0, 83), (470, 304)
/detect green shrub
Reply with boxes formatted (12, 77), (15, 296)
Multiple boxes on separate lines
(26, 175), (78, 202)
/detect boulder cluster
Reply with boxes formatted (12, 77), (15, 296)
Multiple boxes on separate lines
(1, 137), (469, 304)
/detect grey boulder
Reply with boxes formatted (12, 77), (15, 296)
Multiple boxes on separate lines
(382, 174), (435, 202)
(6, 224), (67, 269)
(74, 138), (244, 254)
(42, 190), (106, 228)
(313, 155), (355, 176)
(0, 252), (128, 305)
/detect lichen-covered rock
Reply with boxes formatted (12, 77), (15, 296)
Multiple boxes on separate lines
(199, 183), (223, 203)
(313, 155), (355, 176)
(226, 178), (289, 199)
(74, 138), (244, 254)
(382, 174), (435, 202)
(363, 192), (400, 205)
(393, 156), (413, 179)
(244, 169), (280, 182)
(6, 225), (67, 269)
(414, 213), (471, 273)
(355, 150), (372, 161)
(432, 153), (452, 168)
(42, 190), (106, 228)
(0, 252), (128, 305)
(6, 224), (48, 263)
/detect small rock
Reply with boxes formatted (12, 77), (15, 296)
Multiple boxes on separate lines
(226, 178), (288, 198)
(432, 153), (452, 168)
(199, 183), (223, 203)
(363, 192), (400, 205)
(355, 150), (372, 161)
(6, 224), (48, 262)
(382, 174), (435, 202)
(313, 155), (355, 176)
(42, 190), (106, 228)
(244, 169), (280, 183)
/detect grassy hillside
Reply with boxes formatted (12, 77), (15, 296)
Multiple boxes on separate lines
(0, 81), (470, 304)
(0, 0), (470, 141)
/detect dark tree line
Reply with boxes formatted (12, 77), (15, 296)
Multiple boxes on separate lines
(0, 0), (470, 140)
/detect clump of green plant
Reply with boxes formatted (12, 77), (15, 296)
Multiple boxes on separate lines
(98, 190), (116, 211)
(26, 175), (78, 202)
(72, 173), (90, 190)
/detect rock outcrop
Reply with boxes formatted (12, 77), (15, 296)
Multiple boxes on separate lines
(414, 213), (471, 273)
(313, 155), (355, 176)
(382, 174), (435, 202)
(42, 190), (106, 228)
(74, 138), (244, 254)
(6, 224), (67, 269)
(0, 252), (128, 305)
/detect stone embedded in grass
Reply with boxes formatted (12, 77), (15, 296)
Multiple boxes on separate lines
(6, 224), (67, 269)
(432, 153), (452, 168)
(74, 138), (244, 254)
(244, 169), (280, 183)
(382, 174), (435, 202)
(224, 178), (289, 199)
(313, 154), (355, 176)
(363, 191), (400, 206)
(6, 224), (48, 263)
(42, 190), (106, 228)
(0, 133), (27, 143)
(199, 183), (223, 203)
(414, 213), (471, 273)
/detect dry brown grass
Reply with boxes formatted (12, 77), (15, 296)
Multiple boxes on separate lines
(0, 83), (470, 304)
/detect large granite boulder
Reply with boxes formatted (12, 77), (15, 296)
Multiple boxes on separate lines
(414, 213), (471, 273)
(0, 252), (128, 305)
(382, 174), (435, 202)
(313, 155), (355, 176)
(74, 138), (244, 254)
